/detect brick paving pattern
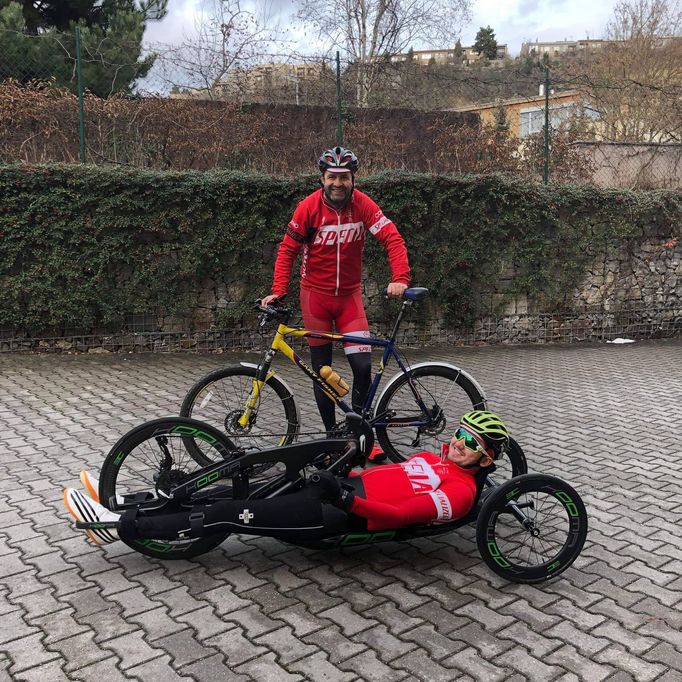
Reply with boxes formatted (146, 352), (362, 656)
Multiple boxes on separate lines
(1, 340), (681, 681)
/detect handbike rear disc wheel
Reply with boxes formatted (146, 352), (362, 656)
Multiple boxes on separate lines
(492, 436), (528, 483)
(99, 417), (239, 560)
(476, 474), (588, 584)
(374, 364), (486, 462)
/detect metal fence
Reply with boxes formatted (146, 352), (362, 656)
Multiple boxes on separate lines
(2, 304), (680, 353)
(2, 25), (680, 187)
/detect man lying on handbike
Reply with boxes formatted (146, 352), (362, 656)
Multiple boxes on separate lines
(63, 411), (509, 546)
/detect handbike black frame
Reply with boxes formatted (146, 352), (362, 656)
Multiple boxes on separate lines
(108, 418), (512, 550)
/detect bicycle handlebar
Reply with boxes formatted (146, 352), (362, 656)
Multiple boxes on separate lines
(255, 298), (292, 326)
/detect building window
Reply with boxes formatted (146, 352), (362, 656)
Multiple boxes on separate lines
(519, 103), (588, 138)
(520, 108), (545, 137)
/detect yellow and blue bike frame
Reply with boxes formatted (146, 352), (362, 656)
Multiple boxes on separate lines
(239, 319), (433, 433)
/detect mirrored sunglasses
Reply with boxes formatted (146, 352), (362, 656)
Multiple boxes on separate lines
(454, 427), (487, 454)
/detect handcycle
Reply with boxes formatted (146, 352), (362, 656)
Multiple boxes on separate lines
(180, 287), (527, 480)
(91, 413), (587, 584)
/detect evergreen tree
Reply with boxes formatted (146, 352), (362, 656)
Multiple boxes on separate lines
(0, 0), (167, 95)
(473, 25), (498, 60)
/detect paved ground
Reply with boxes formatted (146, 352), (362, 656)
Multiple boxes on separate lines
(1, 340), (681, 681)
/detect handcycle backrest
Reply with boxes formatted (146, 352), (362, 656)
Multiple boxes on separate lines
(472, 463), (496, 509)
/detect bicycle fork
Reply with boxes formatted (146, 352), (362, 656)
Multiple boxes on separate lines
(238, 351), (276, 429)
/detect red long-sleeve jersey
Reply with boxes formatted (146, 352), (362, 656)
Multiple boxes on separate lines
(349, 452), (478, 531)
(272, 189), (410, 297)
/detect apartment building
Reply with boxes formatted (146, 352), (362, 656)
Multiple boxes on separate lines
(520, 39), (613, 57)
(388, 44), (509, 65)
(453, 89), (594, 138)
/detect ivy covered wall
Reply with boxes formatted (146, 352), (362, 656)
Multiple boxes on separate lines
(1, 164), (680, 344)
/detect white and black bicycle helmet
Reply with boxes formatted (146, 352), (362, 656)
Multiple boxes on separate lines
(318, 146), (359, 174)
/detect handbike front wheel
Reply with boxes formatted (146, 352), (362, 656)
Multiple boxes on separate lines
(374, 364), (486, 462)
(99, 417), (240, 560)
(476, 474), (588, 584)
(180, 365), (299, 464)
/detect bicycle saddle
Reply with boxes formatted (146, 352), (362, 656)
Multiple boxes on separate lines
(404, 287), (429, 301)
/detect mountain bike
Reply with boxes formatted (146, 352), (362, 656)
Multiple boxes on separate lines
(180, 287), (527, 479)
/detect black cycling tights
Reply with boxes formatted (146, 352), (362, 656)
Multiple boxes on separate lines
(119, 489), (349, 544)
(309, 344), (372, 434)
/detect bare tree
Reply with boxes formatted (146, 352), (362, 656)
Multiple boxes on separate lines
(295, 0), (472, 106)
(560, 0), (682, 142)
(148, 0), (285, 99)
(607, 0), (681, 39)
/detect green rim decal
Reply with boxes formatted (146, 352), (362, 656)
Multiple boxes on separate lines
(170, 425), (218, 444)
(487, 541), (512, 567)
(553, 490), (579, 517)
(135, 538), (189, 553)
(340, 531), (396, 546)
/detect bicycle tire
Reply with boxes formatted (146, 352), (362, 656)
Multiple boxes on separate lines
(99, 417), (240, 560)
(180, 365), (299, 465)
(476, 473), (588, 584)
(493, 436), (529, 483)
(374, 364), (486, 462)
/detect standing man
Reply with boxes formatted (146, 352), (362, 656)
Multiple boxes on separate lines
(261, 147), (411, 448)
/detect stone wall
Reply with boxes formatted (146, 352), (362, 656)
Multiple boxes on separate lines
(4, 230), (680, 353)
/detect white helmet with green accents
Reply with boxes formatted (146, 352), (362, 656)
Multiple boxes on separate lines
(460, 410), (509, 456)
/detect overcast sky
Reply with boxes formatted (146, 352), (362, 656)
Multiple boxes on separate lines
(144, 0), (621, 57)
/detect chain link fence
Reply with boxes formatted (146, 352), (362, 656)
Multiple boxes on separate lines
(2, 303), (680, 353)
(2, 24), (680, 187)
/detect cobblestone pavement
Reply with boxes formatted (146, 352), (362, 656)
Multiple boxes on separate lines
(1, 340), (681, 681)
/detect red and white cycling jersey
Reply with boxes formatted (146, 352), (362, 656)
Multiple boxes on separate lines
(272, 188), (410, 297)
(349, 452), (479, 531)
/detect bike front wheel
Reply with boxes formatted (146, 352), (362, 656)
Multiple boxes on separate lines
(180, 365), (300, 462)
(374, 364), (486, 462)
(99, 417), (239, 560)
(476, 474), (588, 584)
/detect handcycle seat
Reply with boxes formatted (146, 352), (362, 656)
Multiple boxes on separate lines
(341, 461), (496, 535)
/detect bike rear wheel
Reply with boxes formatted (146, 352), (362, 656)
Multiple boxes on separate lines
(374, 364), (486, 462)
(99, 417), (240, 560)
(180, 365), (299, 463)
(476, 474), (588, 584)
